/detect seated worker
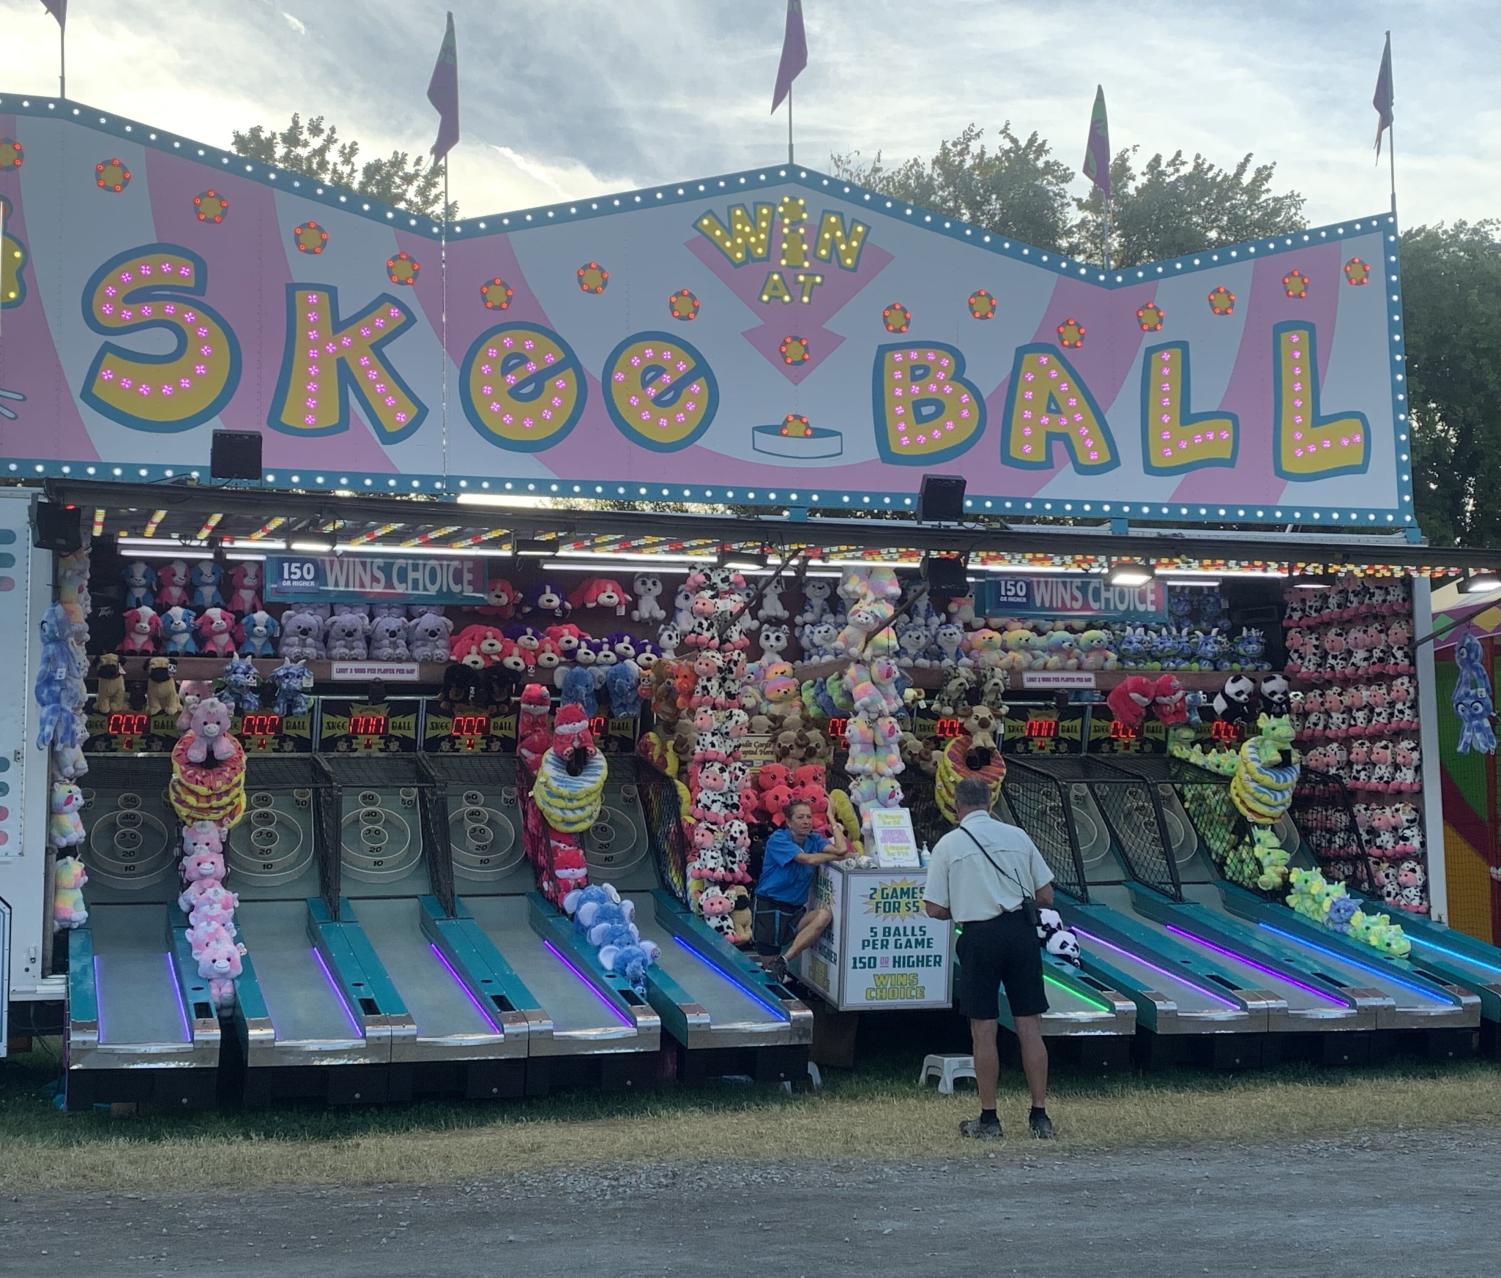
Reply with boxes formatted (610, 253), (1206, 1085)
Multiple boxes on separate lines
(753, 799), (851, 981)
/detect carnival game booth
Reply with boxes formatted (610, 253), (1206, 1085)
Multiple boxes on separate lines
(3, 97), (1500, 1092)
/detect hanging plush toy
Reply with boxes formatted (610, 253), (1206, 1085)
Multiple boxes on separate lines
(1453, 632), (1497, 754)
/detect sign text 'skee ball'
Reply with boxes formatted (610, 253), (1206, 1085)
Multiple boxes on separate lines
(0, 105), (1412, 526)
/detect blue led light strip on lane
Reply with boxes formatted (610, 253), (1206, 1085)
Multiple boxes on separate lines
(671, 936), (786, 1018)
(1258, 923), (1450, 1002)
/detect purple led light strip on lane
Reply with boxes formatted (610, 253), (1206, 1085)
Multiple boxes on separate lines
(428, 942), (504, 1033)
(543, 939), (633, 1027)
(165, 950), (193, 1042)
(310, 946), (366, 1037)
(92, 954), (105, 1042)
(1161, 924), (1347, 1006)
(1071, 927), (1242, 1010)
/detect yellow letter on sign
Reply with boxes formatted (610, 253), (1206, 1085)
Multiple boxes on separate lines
(1273, 322), (1368, 479)
(1000, 345), (1117, 474)
(1141, 343), (1237, 474)
(82, 244), (240, 433)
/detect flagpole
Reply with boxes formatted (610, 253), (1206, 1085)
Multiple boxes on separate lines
(787, 82), (794, 165)
(59, 18), (66, 99)
(1104, 192), (1112, 272)
(1385, 30), (1397, 215)
(440, 155), (450, 485)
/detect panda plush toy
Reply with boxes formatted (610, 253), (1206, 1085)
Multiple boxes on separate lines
(1036, 907), (1082, 966)
(1258, 673), (1291, 716)
(1212, 673), (1260, 726)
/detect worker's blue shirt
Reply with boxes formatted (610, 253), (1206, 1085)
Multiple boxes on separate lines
(757, 828), (829, 906)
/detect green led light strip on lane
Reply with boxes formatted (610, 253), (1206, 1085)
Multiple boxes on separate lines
(1042, 971), (1114, 1013)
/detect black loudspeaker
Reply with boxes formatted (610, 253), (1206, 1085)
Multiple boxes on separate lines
(921, 554), (969, 601)
(210, 429), (263, 480)
(917, 473), (967, 523)
(32, 501), (82, 553)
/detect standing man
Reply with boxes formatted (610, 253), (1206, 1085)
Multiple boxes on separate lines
(754, 799), (850, 981)
(924, 777), (1056, 1139)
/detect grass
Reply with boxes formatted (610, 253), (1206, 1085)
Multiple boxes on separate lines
(3, 1040), (1498, 1192)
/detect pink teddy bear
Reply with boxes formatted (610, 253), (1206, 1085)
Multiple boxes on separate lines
(184, 698), (237, 764)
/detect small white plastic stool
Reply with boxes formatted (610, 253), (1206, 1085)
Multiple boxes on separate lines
(919, 1053), (976, 1094)
(781, 1061), (823, 1094)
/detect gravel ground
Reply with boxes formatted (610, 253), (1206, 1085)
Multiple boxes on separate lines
(3, 1126), (1496, 1277)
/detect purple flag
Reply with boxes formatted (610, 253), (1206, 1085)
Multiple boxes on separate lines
(1082, 85), (1111, 198)
(1373, 32), (1394, 157)
(427, 10), (459, 160)
(771, 0), (807, 114)
(40, 0), (65, 25)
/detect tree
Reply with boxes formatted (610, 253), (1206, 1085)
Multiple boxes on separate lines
(1400, 220), (1501, 547)
(1075, 147), (1308, 268)
(232, 114), (455, 220)
(831, 123), (1078, 256)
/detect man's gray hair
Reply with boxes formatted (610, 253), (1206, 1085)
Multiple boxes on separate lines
(953, 778), (992, 812)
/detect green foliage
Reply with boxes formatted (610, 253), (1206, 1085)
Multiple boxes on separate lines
(831, 123), (1078, 257)
(232, 114), (456, 220)
(1398, 220), (1501, 546)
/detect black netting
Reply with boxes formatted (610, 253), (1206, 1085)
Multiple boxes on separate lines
(415, 757), (456, 917)
(997, 763), (1090, 902)
(637, 762), (690, 903)
(310, 756), (341, 918)
(1012, 757), (1183, 900)
(1291, 767), (1375, 893)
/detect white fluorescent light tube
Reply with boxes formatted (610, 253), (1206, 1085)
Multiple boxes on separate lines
(123, 547), (266, 562)
(808, 558), (918, 569)
(455, 493), (551, 508)
(974, 563), (1091, 575)
(550, 549), (719, 563)
(342, 543), (514, 558)
(289, 539), (335, 553)
(117, 535), (206, 549)
(1160, 568), (1287, 581)
(225, 538), (289, 551)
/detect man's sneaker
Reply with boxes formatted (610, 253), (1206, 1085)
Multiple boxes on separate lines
(958, 1117), (1003, 1140)
(1028, 1110), (1056, 1140)
(765, 955), (788, 983)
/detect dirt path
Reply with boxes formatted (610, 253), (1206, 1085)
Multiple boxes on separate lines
(4, 1127), (1496, 1277)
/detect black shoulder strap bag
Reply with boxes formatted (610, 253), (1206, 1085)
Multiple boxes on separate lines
(959, 826), (1042, 930)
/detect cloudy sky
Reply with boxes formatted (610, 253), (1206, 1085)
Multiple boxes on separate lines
(5, 0), (1498, 234)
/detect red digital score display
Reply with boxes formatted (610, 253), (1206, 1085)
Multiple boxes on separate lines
(349, 714), (389, 737)
(827, 717), (848, 740)
(451, 714), (489, 738)
(107, 712), (149, 736)
(1210, 719), (1243, 743)
(240, 713), (283, 737)
(1109, 719), (1139, 741)
(589, 714), (608, 738)
(1025, 717), (1059, 739)
(933, 718), (965, 739)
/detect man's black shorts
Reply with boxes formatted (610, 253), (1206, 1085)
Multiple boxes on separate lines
(956, 910), (1049, 1020)
(752, 895), (806, 955)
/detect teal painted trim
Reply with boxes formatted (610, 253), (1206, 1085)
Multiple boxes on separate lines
(649, 888), (791, 1013)
(230, 948), (272, 1023)
(423, 896), (546, 1016)
(526, 892), (644, 1019)
(167, 924), (216, 1027)
(327, 899), (409, 1017)
(67, 926), (98, 1024)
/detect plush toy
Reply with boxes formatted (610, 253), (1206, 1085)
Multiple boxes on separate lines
(225, 562), (264, 614)
(605, 661), (640, 718)
(195, 607), (237, 657)
(369, 614), (411, 661)
(1106, 675), (1156, 728)
(183, 697), (238, 764)
(236, 610), (280, 657)
(1453, 632), (1497, 754)
(121, 561), (156, 609)
(219, 656), (260, 714)
(569, 577), (632, 617)
(155, 605), (196, 655)
(187, 881), (239, 933)
(268, 659), (309, 717)
(325, 611), (371, 660)
(1035, 907), (1081, 966)
(48, 781), (86, 848)
(406, 611), (453, 663)
(1151, 674), (1188, 725)
(631, 573), (667, 622)
(278, 610), (326, 661)
(144, 655), (182, 718)
(597, 939), (661, 996)
(526, 581), (572, 619)
(189, 560), (223, 609)
(52, 856), (89, 933)
(92, 653), (128, 714)
(119, 606), (163, 654)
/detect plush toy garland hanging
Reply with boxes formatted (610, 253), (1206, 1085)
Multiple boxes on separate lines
(1453, 631), (1497, 755)
(677, 566), (756, 938)
(527, 702), (601, 906)
(1230, 714), (1300, 824)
